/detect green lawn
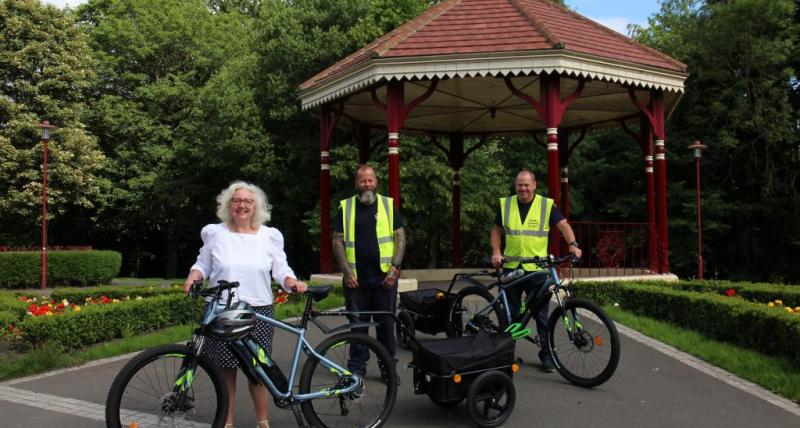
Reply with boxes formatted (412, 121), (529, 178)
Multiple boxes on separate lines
(605, 305), (800, 403)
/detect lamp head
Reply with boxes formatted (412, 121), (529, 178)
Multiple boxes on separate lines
(39, 120), (55, 140)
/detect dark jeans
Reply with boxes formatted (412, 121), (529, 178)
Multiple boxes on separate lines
(343, 274), (397, 374)
(505, 269), (550, 343)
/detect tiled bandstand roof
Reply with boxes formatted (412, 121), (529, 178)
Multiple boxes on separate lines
(299, 0), (687, 134)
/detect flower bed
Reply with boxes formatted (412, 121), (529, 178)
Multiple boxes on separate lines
(2, 281), (342, 350)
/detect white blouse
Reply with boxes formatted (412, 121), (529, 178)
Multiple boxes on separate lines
(190, 223), (296, 306)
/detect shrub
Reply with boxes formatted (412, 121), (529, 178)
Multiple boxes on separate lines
(17, 294), (203, 350)
(49, 284), (183, 302)
(0, 310), (17, 331)
(571, 281), (800, 363)
(0, 251), (122, 288)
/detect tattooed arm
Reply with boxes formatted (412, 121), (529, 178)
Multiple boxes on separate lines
(391, 227), (406, 267)
(332, 231), (358, 288)
(382, 227), (406, 289)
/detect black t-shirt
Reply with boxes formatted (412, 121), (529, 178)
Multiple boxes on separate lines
(333, 199), (405, 278)
(493, 196), (565, 228)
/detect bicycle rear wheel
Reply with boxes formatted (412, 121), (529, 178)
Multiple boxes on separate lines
(105, 344), (228, 428)
(547, 298), (620, 387)
(447, 285), (506, 337)
(299, 332), (398, 428)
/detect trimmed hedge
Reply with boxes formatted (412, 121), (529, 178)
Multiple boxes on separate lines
(17, 293), (203, 350)
(49, 284), (183, 302)
(0, 251), (122, 288)
(571, 281), (800, 363)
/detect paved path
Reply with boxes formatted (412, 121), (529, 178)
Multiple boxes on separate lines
(1, 287), (799, 427)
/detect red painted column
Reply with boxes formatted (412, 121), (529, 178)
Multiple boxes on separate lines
(652, 92), (669, 273)
(450, 133), (465, 267)
(641, 117), (658, 273)
(319, 105), (333, 273)
(386, 80), (405, 207)
(558, 131), (570, 218)
(541, 75), (561, 206)
(541, 74), (562, 256)
(357, 123), (371, 164)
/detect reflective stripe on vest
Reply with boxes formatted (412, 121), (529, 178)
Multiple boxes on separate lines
(340, 194), (395, 278)
(499, 195), (552, 271)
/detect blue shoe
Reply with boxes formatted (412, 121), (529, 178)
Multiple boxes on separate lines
(540, 354), (555, 373)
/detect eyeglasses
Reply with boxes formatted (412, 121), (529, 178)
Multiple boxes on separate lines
(231, 198), (255, 206)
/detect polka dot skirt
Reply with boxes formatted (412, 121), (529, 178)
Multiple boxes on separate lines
(203, 305), (274, 369)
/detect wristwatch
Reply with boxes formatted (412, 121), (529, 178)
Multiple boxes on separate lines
(568, 241), (580, 248)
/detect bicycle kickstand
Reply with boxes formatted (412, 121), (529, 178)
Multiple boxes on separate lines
(291, 404), (310, 428)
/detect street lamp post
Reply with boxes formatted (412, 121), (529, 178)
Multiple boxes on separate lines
(39, 120), (55, 290)
(688, 141), (707, 280)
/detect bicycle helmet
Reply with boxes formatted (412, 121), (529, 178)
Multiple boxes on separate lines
(208, 301), (256, 341)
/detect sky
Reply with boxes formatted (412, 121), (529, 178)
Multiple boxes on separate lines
(43, 0), (662, 36)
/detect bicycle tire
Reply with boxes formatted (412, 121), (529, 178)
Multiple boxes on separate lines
(299, 332), (398, 428)
(547, 298), (620, 387)
(466, 371), (516, 428)
(447, 285), (506, 337)
(396, 310), (415, 350)
(105, 344), (228, 428)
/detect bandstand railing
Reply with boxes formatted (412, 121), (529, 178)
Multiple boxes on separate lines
(563, 221), (652, 278)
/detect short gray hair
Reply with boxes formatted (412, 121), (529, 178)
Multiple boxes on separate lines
(216, 181), (271, 228)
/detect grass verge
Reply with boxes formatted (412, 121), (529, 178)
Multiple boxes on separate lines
(605, 305), (800, 403)
(0, 294), (344, 382)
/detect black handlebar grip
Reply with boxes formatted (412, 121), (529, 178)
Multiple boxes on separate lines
(480, 256), (495, 268)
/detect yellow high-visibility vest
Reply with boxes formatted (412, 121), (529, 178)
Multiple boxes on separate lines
(340, 194), (394, 277)
(499, 195), (553, 271)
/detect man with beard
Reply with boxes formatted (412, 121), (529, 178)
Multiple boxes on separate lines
(332, 164), (406, 378)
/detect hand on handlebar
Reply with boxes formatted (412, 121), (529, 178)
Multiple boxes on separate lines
(285, 277), (308, 293)
(184, 278), (203, 295)
(491, 253), (504, 269)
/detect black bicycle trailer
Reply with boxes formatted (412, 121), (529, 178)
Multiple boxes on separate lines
(407, 329), (518, 427)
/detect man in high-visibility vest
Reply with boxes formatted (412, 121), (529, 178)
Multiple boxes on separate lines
(332, 164), (406, 378)
(491, 169), (582, 372)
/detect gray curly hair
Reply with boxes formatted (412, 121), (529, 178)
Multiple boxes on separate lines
(216, 181), (271, 228)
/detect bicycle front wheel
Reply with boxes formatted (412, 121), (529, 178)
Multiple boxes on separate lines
(547, 298), (620, 387)
(299, 332), (398, 428)
(447, 285), (506, 337)
(105, 344), (228, 428)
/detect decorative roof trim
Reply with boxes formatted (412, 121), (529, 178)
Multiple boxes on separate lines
(300, 50), (688, 110)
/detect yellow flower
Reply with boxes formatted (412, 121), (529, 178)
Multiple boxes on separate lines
(787, 307), (795, 313)
(45, 311), (53, 316)
(136, 296), (143, 300)
(112, 299), (120, 304)
(775, 300), (783, 306)
(74, 306), (81, 312)
(124, 295), (130, 300)
(795, 307), (800, 312)
(768, 302), (775, 307)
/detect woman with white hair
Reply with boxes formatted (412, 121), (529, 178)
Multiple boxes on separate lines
(183, 180), (307, 428)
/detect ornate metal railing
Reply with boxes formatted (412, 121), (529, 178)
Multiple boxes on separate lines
(563, 221), (651, 278)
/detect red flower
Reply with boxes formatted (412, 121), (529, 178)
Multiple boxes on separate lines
(100, 296), (110, 304)
(725, 288), (736, 297)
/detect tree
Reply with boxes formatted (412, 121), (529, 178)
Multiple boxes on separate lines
(0, 0), (106, 246)
(252, 0), (431, 273)
(630, 0), (800, 281)
(76, 0), (258, 276)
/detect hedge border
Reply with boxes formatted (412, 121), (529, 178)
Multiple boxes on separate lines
(571, 281), (800, 363)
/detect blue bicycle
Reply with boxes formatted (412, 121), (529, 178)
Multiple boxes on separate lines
(447, 255), (620, 387)
(105, 280), (398, 428)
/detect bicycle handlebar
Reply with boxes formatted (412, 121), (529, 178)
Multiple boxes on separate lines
(481, 254), (579, 269)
